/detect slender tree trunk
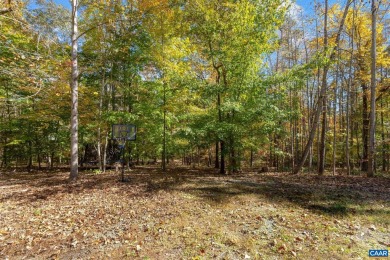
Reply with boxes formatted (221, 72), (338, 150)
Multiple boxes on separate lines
(381, 97), (386, 171)
(50, 152), (54, 169)
(208, 148), (212, 167)
(159, 9), (167, 172)
(290, 90), (295, 171)
(97, 94), (104, 171)
(293, 0), (352, 174)
(220, 140), (225, 174)
(352, 90), (357, 169)
(333, 68), (338, 175)
(69, 0), (79, 181)
(319, 98), (327, 175)
(229, 109), (238, 172)
(1, 133), (7, 167)
(362, 83), (369, 171)
(28, 140), (32, 172)
(97, 69), (106, 172)
(250, 149), (254, 168)
(367, 0), (377, 177)
(387, 101), (390, 172)
(103, 134), (108, 173)
(162, 82), (167, 172)
(37, 153), (41, 170)
(215, 141), (219, 168)
(346, 5), (355, 175)
(318, 0), (328, 176)
(27, 121), (32, 172)
(346, 78), (351, 175)
(217, 92), (225, 174)
(303, 37), (311, 171)
(229, 134), (237, 172)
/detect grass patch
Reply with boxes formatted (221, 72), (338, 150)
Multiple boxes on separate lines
(308, 202), (348, 215)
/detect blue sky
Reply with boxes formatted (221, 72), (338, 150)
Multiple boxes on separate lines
(53, 0), (70, 8)
(296, 0), (314, 12)
(296, 0), (342, 16)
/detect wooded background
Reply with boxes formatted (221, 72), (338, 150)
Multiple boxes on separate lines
(0, 0), (389, 178)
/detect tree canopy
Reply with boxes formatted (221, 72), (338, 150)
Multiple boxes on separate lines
(0, 0), (389, 177)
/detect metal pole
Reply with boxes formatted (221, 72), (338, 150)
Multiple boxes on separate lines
(121, 141), (126, 182)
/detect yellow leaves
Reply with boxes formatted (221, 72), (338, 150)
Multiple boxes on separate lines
(311, 3), (389, 85)
(152, 36), (195, 80)
(165, 37), (192, 59)
(344, 7), (385, 46)
(139, 0), (170, 14)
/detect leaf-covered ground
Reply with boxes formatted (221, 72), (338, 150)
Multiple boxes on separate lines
(0, 167), (389, 259)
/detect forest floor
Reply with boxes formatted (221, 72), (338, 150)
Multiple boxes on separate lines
(0, 166), (389, 260)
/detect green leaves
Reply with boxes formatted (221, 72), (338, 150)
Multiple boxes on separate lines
(0, 0), (302, 169)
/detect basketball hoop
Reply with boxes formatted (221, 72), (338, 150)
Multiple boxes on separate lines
(112, 124), (136, 144)
(111, 124), (137, 182)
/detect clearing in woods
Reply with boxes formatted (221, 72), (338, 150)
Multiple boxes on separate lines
(0, 167), (389, 259)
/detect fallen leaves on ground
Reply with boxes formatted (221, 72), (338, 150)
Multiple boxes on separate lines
(0, 167), (389, 259)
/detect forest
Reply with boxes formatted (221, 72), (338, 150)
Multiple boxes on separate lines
(1, 0), (390, 178)
(1, 0), (390, 259)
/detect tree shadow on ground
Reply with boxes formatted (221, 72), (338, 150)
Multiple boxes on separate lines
(0, 167), (389, 217)
(0, 166), (210, 204)
(174, 173), (390, 216)
(142, 170), (390, 216)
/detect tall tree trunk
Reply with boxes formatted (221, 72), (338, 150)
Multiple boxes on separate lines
(319, 99), (327, 175)
(229, 134), (237, 172)
(160, 10), (167, 172)
(50, 152), (54, 169)
(220, 140), (225, 174)
(332, 65), (338, 175)
(27, 140), (32, 172)
(362, 83), (369, 171)
(290, 89), (295, 171)
(381, 94), (386, 171)
(346, 77), (351, 175)
(217, 91), (225, 174)
(208, 148), (212, 167)
(346, 4), (355, 175)
(69, 0), (79, 181)
(37, 153), (41, 170)
(367, 0), (377, 177)
(250, 149), (254, 168)
(215, 141), (219, 168)
(303, 36), (311, 170)
(27, 123), (32, 172)
(103, 134), (108, 172)
(385, 99), (390, 171)
(318, 0), (328, 176)
(97, 75), (105, 172)
(162, 82), (167, 172)
(293, 0), (352, 175)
